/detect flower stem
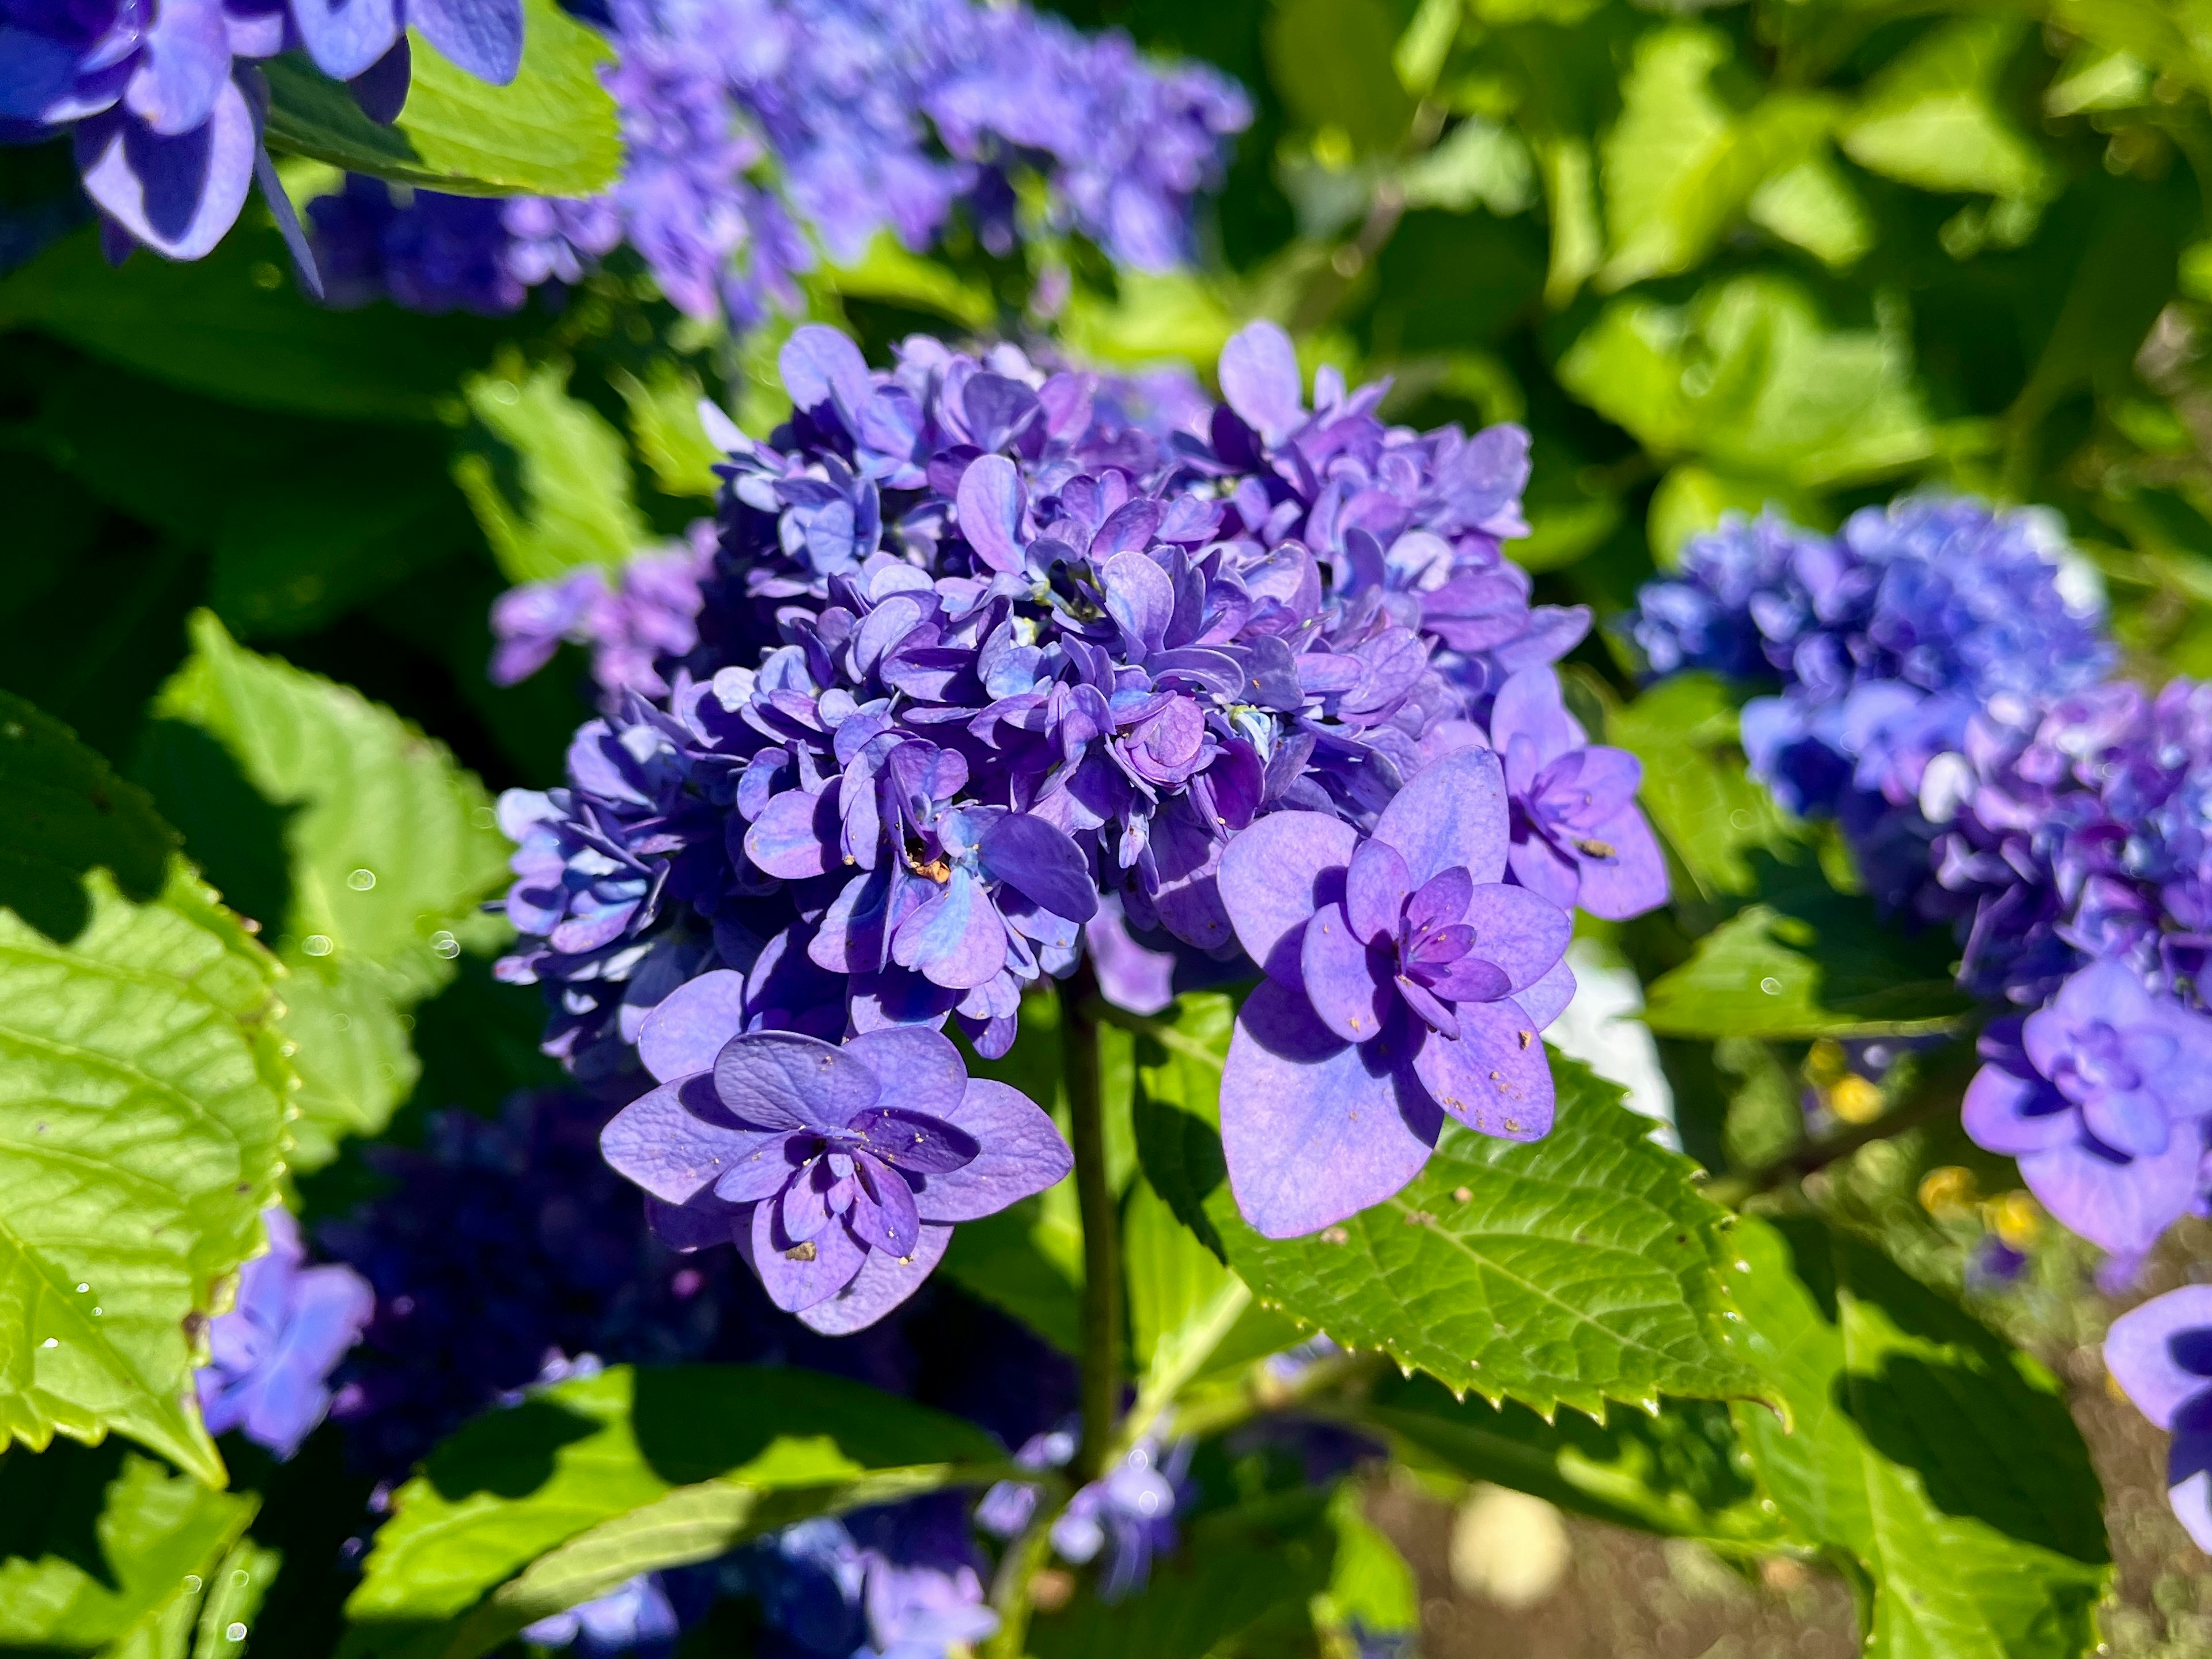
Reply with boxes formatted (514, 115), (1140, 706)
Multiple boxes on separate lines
(1063, 961), (1120, 1484)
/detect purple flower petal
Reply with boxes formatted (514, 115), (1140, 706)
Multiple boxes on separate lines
(892, 868), (1010, 991)
(782, 1161), (835, 1242)
(744, 782), (844, 880)
(78, 81), (256, 260)
(1344, 839), (1409, 944)
(1300, 901), (1390, 1044)
(957, 454), (1026, 574)
(843, 1024), (969, 1119)
(1488, 667), (1581, 771)
(1507, 835), (1580, 911)
(410, 0), (524, 85)
(2105, 1286), (2212, 1431)
(982, 812), (1098, 923)
(750, 1203), (869, 1312)
(126, 0), (233, 135)
(1373, 747), (1509, 887)
(2018, 1119), (2204, 1256)
(1101, 550), (1175, 660)
(1087, 908), (1176, 1017)
(794, 1224), (953, 1335)
(1515, 956), (1577, 1029)
(1409, 1000), (1553, 1139)
(1567, 804), (1669, 920)
(846, 1107), (979, 1175)
(1463, 882), (1571, 992)
(1415, 956), (1511, 1005)
(601, 1074), (793, 1205)
(1404, 867), (1472, 935)
(637, 968), (749, 1084)
(781, 325), (871, 421)
(1221, 978), (1439, 1238)
(847, 1149), (922, 1256)
(714, 1031), (881, 1134)
(1218, 321), (1304, 444)
(1960, 1059), (2076, 1156)
(290, 0), (401, 83)
(912, 1079), (1073, 1222)
(1218, 810), (1357, 984)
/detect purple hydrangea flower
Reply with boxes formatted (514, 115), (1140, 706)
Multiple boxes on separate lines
(490, 524), (715, 701)
(522, 1573), (680, 1656)
(736, 1499), (998, 1659)
(2104, 1285), (2212, 1551)
(196, 1207), (373, 1458)
(1491, 666), (1666, 920)
(1960, 962), (2212, 1257)
(977, 1426), (1188, 1602)
(600, 1004), (1070, 1332)
(1217, 748), (1574, 1237)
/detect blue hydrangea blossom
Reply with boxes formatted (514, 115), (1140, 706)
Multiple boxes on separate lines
(196, 1206), (373, 1458)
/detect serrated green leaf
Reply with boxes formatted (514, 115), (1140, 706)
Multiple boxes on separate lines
(341, 1365), (1010, 1659)
(0, 689), (174, 945)
(0, 1440), (259, 1654)
(137, 613), (512, 1167)
(1123, 994), (1758, 1416)
(1729, 1215), (2109, 1658)
(261, 0), (619, 198)
(1840, 18), (2050, 203)
(456, 357), (649, 584)
(0, 848), (288, 1486)
(1367, 1370), (1784, 1548)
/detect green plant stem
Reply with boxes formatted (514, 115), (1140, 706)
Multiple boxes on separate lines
(983, 1483), (1066, 1659)
(1063, 961), (1120, 1484)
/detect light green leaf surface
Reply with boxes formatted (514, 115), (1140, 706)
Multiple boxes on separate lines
(1399, 118), (1536, 215)
(342, 1365), (1010, 1659)
(456, 358), (650, 583)
(261, 0), (619, 197)
(1840, 18), (2050, 202)
(1126, 995), (1758, 1416)
(1309, 1482), (1418, 1646)
(1265, 0), (1416, 151)
(1730, 1215), (2109, 1658)
(0, 1441), (260, 1656)
(611, 365), (726, 501)
(138, 614), (512, 1167)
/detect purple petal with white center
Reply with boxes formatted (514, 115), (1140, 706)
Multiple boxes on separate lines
(750, 1203), (868, 1313)
(1373, 747), (1509, 887)
(713, 1031), (880, 1134)
(2018, 1119), (2204, 1257)
(2105, 1287), (2212, 1431)
(794, 1224), (953, 1335)
(290, 0), (400, 82)
(1218, 810), (1357, 984)
(843, 1024), (968, 1119)
(957, 454), (1026, 573)
(410, 0), (523, 84)
(981, 811), (1097, 923)
(1222, 978), (1440, 1238)
(1218, 321), (1304, 444)
(1300, 902), (1390, 1044)
(1460, 882), (1571, 993)
(1515, 956), (1577, 1029)
(892, 868), (1009, 991)
(601, 1074), (790, 1205)
(637, 969), (749, 1084)
(912, 1079), (1072, 1222)
(1344, 839), (1409, 945)
(1410, 1000), (1553, 1139)
(78, 82), (256, 259)
(745, 782), (843, 880)
(847, 1150), (922, 1256)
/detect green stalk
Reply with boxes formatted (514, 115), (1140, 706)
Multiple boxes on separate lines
(1062, 961), (1120, 1483)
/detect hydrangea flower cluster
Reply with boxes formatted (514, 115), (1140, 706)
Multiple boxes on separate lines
(2105, 1286), (2212, 1552)
(309, 0), (1249, 320)
(491, 521), (715, 701)
(494, 317), (1665, 1296)
(0, 0), (518, 264)
(978, 1426), (1188, 1603)
(195, 1206), (372, 1458)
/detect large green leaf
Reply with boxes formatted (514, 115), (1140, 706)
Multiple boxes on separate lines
(136, 613), (512, 1168)
(1730, 1215), (2109, 1659)
(261, 0), (619, 198)
(0, 1440), (260, 1655)
(0, 854), (289, 1487)
(1264, 0), (1416, 152)
(1126, 994), (1759, 1417)
(0, 690), (174, 944)
(1840, 18), (2051, 203)
(454, 357), (649, 584)
(341, 1365), (1012, 1659)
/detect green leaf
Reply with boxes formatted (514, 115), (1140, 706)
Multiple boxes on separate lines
(261, 0), (619, 198)
(0, 224), (503, 423)
(1558, 274), (1936, 488)
(1264, 0), (1417, 152)
(1399, 118), (1536, 215)
(611, 365), (726, 502)
(938, 1205), (1084, 1356)
(454, 357), (649, 583)
(818, 233), (995, 331)
(341, 1365), (1011, 1659)
(1124, 995), (1759, 1416)
(1729, 1215), (2110, 1658)
(0, 690), (174, 945)
(0, 1440), (260, 1654)
(1840, 18), (2051, 203)
(1309, 1482), (1418, 1646)
(1538, 138), (1600, 309)
(1124, 1175), (1233, 1372)
(1641, 887), (1975, 1040)
(1368, 1371), (1784, 1548)
(136, 613), (513, 1167)
(0, 855), (289, 1487)
(1747, 154), (1873, 268)
(1603, 675), (1805, 899)
(191, 1536), (282, 1659)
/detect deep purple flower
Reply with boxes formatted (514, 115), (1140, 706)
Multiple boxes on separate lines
(1491, 666), (1666, 920)
(1960, 963), (2212, 1256)
(977, 1426), (1185, 1602)
(490, 526), (714, 701)
(600, 1001), (1070, 1332)
(1217, 748), (1574, 1237)
(196, 1207), (373, 1458)
(2105, 1285), (2212, 1551)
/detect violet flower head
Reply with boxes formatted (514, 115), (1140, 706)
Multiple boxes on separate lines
(521, 1573), (681, 1656)
(1047, 1437), (1188, 1603)
(490, 525), (714, 702)
(1217, 748), (1574, 1238)
(1960, 962), (2212, 1257)
(600, 994), (1070, 1332)
(2104, 1285), (2212, 1551)
(1491, 666), (1667, 921)
(196, 1206), (373, 1458)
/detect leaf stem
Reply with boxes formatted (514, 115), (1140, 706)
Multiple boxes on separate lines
(1063, 962), (1120, 1484)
